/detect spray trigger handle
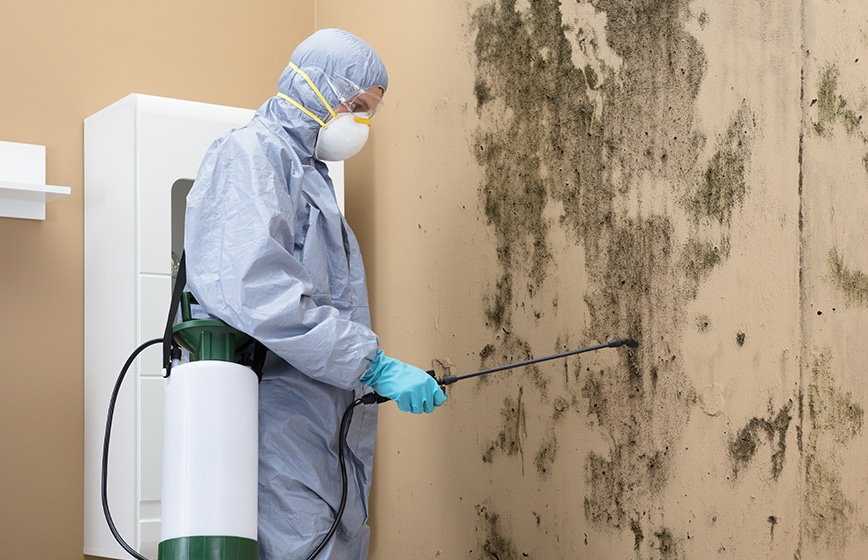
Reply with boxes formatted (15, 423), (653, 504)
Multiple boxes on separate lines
(427, 369), (458, 386)
(362, 370), (445, 406)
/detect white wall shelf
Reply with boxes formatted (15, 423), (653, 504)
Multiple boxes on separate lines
(0, 141), (70, 220)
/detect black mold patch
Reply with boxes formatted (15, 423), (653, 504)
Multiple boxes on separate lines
(479, 335), (550, 396)
(480, 343), (497, 361)
(808, 351), (864, 444)
(680, 238), (723, 297)
(471, 0), (746, 552)
(534, 434), (558, 479)
(804, 350), (865, 549)
(827, 246), (868, 307)
(653, 528), (681, 560)
(688, 101), (753, 225)
(804, 455), (856, 550)
(813, 64), (862, 136)
(630, 518), (644, 550)
(483, 387), (527, 472)
(475, 504), (520, 560)
(583, 451), (619, 526)
(552, 396), (570, 422)
(728, 399), (793, 480)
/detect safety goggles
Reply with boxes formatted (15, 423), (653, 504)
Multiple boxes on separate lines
(322, 71), (385, 118)
(282, 63), (385, 128)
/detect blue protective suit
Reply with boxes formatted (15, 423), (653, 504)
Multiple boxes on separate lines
(184, 29), (388, 560)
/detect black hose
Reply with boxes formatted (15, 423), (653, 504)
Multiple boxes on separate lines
(101, 337), (162, 560)
(306, 395), (376, 560)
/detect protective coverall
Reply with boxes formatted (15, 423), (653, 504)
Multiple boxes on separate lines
(185, 29), (398, 559)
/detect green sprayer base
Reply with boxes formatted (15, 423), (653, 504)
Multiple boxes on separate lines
(159, 536), (258, 560)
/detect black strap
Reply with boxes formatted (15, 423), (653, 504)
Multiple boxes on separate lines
(252, 340), (268, 382)
(162, 250), (268, 381)
(162, 252), (187, 378)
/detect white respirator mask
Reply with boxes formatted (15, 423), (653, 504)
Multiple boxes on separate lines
(314, 113), (371, 162)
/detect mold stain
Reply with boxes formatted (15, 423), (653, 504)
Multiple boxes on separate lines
(471, 0), (752, 554)
(827, 246), (868, 307)
(483, 387), (527, 474)
(478, 335), (550, 396)
(533, 434), (558, 479)
(813, 64), (862, 137)
(688, 101), (753, 225)
(680, 239), (723, 298)
(551, 396), (569, 422)
(727, 399), (793, 480)
(811, 63), (867, 183)
(654, 528), (681, 560)
(630, 518), (644, 550)
(475, 504), (521, 560)
(804, 350), (865, 549)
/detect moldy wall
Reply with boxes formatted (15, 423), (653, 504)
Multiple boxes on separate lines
(323, 1), (868, 559)
(2, 1), (865, 559)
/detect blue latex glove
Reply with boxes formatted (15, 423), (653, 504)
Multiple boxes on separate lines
(361, 351), (447, 413)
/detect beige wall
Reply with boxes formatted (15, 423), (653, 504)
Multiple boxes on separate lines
(3, 1), (868, 560)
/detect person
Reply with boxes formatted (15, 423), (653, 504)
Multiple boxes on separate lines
(183, 28), (447, 559)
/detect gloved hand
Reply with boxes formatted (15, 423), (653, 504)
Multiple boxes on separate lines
(361, 351), (447, 413)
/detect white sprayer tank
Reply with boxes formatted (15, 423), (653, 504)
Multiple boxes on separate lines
(160, 311), (260, 560)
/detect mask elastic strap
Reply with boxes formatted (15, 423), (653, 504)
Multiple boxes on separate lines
(286, 62), (340, 122)
(276, 92), (329, 129)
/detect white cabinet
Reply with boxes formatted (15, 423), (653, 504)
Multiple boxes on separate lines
(83, 94), (344, 558)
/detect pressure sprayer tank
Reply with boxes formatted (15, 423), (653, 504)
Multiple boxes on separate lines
(159, 297), (259, 560)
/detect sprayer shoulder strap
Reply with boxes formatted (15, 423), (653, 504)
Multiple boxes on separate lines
(163, 250), (269, 381)
(252, 340), (267, 381)
(162, 252), (187, 377)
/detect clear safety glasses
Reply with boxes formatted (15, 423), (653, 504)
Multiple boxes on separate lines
(326, 76), (384, 117)
(305, 66), (384, 118)
(282, 63), (385, 127)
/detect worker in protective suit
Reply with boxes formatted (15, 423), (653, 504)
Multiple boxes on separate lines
(184, 28), (447, 559)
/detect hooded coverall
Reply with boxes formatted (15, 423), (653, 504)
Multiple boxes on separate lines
(185, 28), (388, 559)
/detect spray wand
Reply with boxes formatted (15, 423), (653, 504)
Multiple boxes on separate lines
(435, 337), (638, 386)
(360, 337), (639, 405)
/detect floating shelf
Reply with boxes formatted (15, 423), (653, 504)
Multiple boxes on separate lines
(0, 140), (70, 220)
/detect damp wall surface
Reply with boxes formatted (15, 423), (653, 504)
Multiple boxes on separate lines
(323, 0), (868, 559)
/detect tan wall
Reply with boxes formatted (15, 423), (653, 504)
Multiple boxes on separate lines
(3, 1), (868, 560)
